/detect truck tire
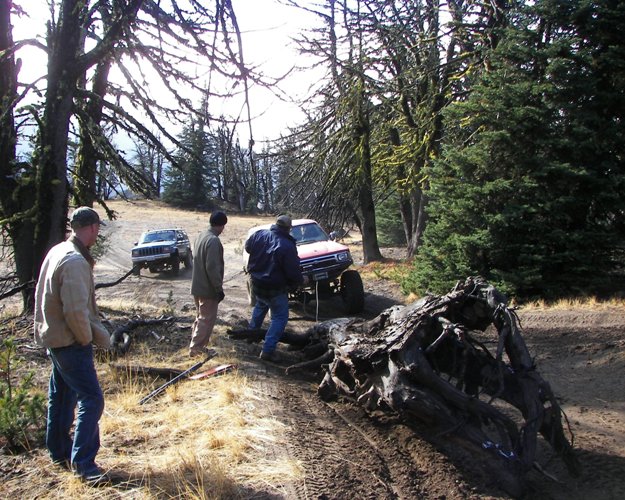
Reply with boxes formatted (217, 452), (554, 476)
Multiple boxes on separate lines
(110, 331), (132, 354)
(132, 265), (141, 276)
(340, 270), (364, 314)
(171, 256), (180, 275)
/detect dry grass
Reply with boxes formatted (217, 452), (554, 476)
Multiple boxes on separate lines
(358, 259), (411, 283)
(518, 296), (625, 311)
(1, 358), (302, 499)
(1, 312), (303, 499)
(93, 336), (303, 497)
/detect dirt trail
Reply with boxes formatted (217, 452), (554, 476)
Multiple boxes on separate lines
(5, 199), (625, 498)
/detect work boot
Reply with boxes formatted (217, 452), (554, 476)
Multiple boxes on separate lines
(75, 466), (113, 487)
(259, 350), (281, 363)
(189, 346), (216, 358)
(51, 458), (71, 471)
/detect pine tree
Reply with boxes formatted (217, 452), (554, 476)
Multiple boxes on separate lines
(162, 119), (212, 208)
(406, 0), (625, 299)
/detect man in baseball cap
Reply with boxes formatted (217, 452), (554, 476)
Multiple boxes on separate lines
(244, 213), (306, 363)
(275, 214), (292, 230)
(70, 207), (106, 228)
(34, 205), (111, 485)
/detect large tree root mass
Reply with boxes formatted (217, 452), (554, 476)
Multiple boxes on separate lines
(229, 277), (580, 492)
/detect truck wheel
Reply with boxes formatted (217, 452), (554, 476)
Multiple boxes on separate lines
(171, 256), (180, 275)
(132, 265), (141, 276)
(340, 270), (364, 314)
(110, 331), (132, 354)
(184, 250), (193, 269)
(246, 276), (256, 306)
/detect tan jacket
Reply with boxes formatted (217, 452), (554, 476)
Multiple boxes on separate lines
(34, 239), (110, 349)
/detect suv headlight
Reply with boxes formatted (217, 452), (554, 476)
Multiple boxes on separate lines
(131, 249), (139, 257)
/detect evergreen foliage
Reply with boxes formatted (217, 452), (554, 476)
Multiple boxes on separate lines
(162, 119), (215, 209)
(376, 191), (407, 247)
(405, 0), (625, 299)
(0, 338), (46, 451)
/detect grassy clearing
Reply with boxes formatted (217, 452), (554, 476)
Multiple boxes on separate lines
(358, 259), (412, 283)
(93, 365), (302, 498)
(0, 303), (302, 499)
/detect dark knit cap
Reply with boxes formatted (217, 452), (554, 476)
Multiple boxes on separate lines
(70, 207), (106, 228)
(210, 210), (228, 226)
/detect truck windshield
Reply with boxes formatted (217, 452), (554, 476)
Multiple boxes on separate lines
(141, 231), (175, 243)
(291, 223), (328, 244)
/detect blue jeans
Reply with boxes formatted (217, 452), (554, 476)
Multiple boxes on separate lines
(249, 293), (289, 353)
(47, 344), (104, 475)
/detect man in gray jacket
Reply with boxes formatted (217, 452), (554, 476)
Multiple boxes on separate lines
(189, 210), (227, 356)
(34, 206), (111, 486)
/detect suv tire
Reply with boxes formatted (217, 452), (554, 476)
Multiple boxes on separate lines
(171, 255), (180, 275)
(184, 250), (193, 269)
(340, 270), (365, 314)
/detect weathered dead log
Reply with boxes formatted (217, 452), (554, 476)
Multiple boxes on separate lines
(315, 277), (580, 482)
(229, 277), (579, 489)
(227, 327), (313, 347)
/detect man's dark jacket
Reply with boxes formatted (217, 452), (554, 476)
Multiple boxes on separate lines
(245, 225), (303, 291)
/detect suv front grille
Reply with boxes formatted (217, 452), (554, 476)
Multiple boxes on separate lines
(136, 246), (170, 257)
(300, 255), (352, 277)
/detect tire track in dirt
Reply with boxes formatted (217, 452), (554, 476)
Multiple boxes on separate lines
(277, 381), (402, 499)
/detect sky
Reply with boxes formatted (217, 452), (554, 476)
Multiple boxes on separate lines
(228, 0), (320, 143)
(11, 0), (320, 149)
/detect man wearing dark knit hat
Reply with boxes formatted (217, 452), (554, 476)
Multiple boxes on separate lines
(189, 210), (227, 356)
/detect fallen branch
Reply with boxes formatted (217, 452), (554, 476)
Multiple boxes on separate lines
(139, 349), (217, 405)
(109, 363), (183, 380)
(0, 280), (34, 301)
(95, 268), (135, 289)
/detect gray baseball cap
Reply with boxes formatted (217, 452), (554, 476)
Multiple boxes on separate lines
(276, 214), (292, 229)
(70, 207), (106, 228)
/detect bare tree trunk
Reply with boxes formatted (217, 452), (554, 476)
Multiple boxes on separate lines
(0, 2), (36, 311)
(31, 0), (87, 286)
(0, 1), (16, 180)
(406, 187), (427, 258)
(357, 112), (382, 263)
(75, 54), (113, 207)
(74, 48), (111, 207)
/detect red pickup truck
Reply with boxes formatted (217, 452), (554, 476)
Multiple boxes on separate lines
(243, 219), (365, 314)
